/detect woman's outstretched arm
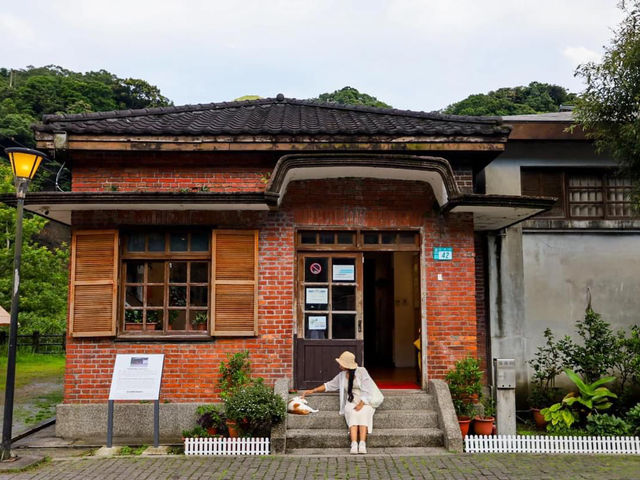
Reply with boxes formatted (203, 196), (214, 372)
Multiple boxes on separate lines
(301, 384), (326, 398)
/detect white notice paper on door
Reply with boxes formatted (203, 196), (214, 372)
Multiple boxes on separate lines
(306, 288), (328, 304)
(332, 264), (355, 281)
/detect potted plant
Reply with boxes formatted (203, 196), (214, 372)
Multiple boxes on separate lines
(196, 404), (226, 436)
(191, 312), (208, 331)
(224, 379), (286, 438)
(446, 357), (483, 437)
(528, 328), (564, 426)
(218, 351), (252, 435)
(473, 396), (495, 435)
(124, 310), (144, 331)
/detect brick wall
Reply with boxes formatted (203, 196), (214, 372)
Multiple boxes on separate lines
(66, 177), (479, 403)
(453, 168), (474, 193)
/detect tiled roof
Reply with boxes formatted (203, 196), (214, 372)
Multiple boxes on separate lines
(35, 96), (510, 137)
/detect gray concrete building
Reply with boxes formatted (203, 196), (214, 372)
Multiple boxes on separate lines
(480, 112), (640, 402)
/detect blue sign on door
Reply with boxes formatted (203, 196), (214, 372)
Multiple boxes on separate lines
(433, 247), (453, 261)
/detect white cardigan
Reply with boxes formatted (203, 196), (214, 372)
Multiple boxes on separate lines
(323, 367), (383, 415)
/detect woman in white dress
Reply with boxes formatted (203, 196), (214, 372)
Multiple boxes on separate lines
(302, 351), (383, 454)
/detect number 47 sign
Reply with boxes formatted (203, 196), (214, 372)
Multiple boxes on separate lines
(433, 247), (453, 261)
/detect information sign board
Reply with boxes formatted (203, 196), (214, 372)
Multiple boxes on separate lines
(108, 354), (164, 401)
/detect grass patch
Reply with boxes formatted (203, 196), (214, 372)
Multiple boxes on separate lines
(24, 391), (63, 425)
(0, 352), (65, 390)
(119, 445), (148, 456)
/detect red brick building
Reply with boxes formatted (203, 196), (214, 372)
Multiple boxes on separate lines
(17, 97), (551, 437)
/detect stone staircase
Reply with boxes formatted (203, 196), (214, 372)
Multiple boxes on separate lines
(285, 389), (449, 455)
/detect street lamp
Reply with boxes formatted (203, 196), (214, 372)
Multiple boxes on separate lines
(1, 147), (44, 461)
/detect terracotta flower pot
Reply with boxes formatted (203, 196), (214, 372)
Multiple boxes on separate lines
(226, 420), (239, 438)
(457, 416), (472, 438)
(473, 416), (495, 435)
(531, 408), (548, 429)
(206, 427), (218, 436)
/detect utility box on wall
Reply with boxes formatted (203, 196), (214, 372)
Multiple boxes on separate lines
(493, 358), (516, 435)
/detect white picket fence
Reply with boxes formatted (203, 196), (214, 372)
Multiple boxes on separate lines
(184, 437), (270, 456)
(465, 434), (640, 454)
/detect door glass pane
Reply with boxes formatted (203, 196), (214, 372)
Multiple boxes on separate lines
(125, 286), (144, 307)
(191, 232), (209, 251)
(169, 286), (187, 306)
(332, 314), (355, 339)
(304, 257), (328, 283)
(332, 286), (355, 311)
(381, 232), (396, 244)
(170, 232), (188, 251)
(398, 232), (416, 244)
(147, 286), (164, 307)
(336, 232), (355, 244)
(126, 262), (144, 283)
(363, 233), (378, 244)
(331, 258), (355, 283)
(127, 233), (145, 252)
(168, 310), (186, 330)
(191, 262), (208, 283)
(300, 231), (316, 244)
(148, 232), (165, 252)
(169, 262), (187, 283)
(305, 313), (327, 339)
(305, 287), (328, 310)
(319, 232), (334, 244)
(148, 262), (165, 283)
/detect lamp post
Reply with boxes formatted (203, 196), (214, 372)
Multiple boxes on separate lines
(1, 147), (44, 461)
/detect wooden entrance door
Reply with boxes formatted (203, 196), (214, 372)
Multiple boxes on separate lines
(294, 253), (363, 389)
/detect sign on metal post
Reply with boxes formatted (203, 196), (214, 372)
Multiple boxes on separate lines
(107, 354), (164, 448)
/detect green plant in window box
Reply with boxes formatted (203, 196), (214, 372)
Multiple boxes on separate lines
(191, 312), (208, 331)
(124, 310), (143, 330)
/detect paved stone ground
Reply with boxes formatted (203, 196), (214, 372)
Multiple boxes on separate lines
(1, 453), (640, 479)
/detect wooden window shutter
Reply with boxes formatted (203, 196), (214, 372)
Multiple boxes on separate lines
(69, 230), (119, 337)
(211, 230), (258, 336)
(521, 169), (565, 217)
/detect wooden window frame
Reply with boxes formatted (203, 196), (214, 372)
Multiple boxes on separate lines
(521, 168), (637, 220)
(296, 228), (420, 252)
(119, 230), (211, 337)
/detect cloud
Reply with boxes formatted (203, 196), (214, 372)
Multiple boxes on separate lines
(563, 46), (602, 67)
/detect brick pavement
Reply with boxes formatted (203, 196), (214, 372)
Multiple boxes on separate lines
(1, 453), (640, 480)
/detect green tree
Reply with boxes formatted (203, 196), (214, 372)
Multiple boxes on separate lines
(444, 82), (577, 116)
(0, 164), (68, 333)
(316, 86), (391, 108)
(573, 1), (640, 185)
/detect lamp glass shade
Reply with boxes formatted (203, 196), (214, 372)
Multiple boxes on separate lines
(5, 148), (45, 180)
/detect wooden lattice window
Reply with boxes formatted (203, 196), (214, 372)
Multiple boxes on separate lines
(121, 231), (210, 334)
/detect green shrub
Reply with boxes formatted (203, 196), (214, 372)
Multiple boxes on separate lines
(445, 357), (482, 418)
(218, 351), (252, 400)
(626, 403), (640, 435)
(586, 414), (632, 436)
(528, 328), (564, 407)
(224, 380), (286, 437)
(542, 369), (617, 431)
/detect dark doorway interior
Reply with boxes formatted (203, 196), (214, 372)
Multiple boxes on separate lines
(363, 253), (394, 369)
(364, 252), (420, 388)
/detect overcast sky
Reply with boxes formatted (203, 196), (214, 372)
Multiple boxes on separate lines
(0, 0), (623, 111)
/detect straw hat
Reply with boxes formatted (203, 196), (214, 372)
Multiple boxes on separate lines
(335, 351), (358, 370)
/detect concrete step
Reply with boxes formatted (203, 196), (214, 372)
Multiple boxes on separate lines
(293, 391), (434, 411)
(286, 428), (444, 449)
(287, 410), (439, 430)
(286, 447), (450, 457)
